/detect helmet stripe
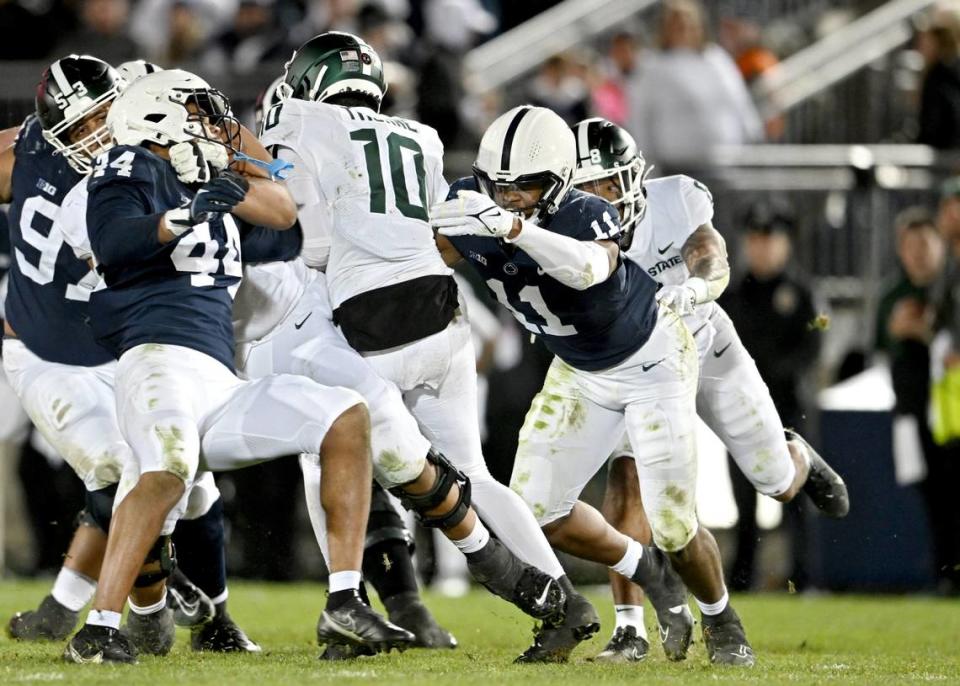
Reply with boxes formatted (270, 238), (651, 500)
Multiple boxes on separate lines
(500, 106), (531, 171)
(575, 121), (591, 165)
(49, 60), (74, 97)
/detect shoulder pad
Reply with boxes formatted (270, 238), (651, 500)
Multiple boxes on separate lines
(87, 145), (160, 192)
(446, 176), (477, 200)
(675, 175), (714, 227)
(552, 189), (621, 241)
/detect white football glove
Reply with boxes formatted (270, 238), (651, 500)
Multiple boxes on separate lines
(656, 283), (697, 316)
(430, 189), (517, 238)
(169, 140), (229, 184)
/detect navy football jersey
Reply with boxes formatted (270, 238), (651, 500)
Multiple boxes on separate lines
(4, 116), (111, 365)
(86, 145), (242, 371)
(446, 178), (659, 371)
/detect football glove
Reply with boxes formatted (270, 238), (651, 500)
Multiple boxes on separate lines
(656, 283), (697, 317)
(163, 171), (250, 236)
(169, 139), (229, 185)
(430, 190), (517, 238)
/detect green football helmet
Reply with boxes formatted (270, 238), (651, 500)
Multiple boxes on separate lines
(278, 31), (387, 110)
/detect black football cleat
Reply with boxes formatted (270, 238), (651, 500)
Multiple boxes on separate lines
(514, 590), (600, 664)
(788, 430), (850, 518)
(466, 537), (566, 624)
(319, 643), (377, 660)
(630, 545), (694, 661)
(702, 605), (755, 667)
(593, 626), (650, 663)
(191, 614), (261, 653)
(7, 595), (79, 641)
(123, 608), (175, 656)
(316, 590), (414, 657)
(166, 568), (216, 627)
(384, 592), (457, 649)
(63, 624), (137, 664)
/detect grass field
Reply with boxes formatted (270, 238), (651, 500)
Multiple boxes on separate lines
(0, 580), (958, 685)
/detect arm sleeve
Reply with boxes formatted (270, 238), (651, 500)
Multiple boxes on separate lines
(276, 145), (331, 270)
(87, 181), (167, 268)
(508, 221), (614, 290)
(239, 221), (304, 264)
(59, 183), (93, 260)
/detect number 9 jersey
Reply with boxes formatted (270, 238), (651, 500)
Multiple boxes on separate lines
(446, 177), (660, 372)
(86, 145), (243, 372)
(4, 116), (110, 366)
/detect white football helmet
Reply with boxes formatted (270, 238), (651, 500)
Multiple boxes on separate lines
(107, 69), (236, 150)
(473, 105), (576, 225)
(116, 59), (162, 84)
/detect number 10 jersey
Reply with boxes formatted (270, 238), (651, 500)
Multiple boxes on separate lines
(260, 99), (451, 310)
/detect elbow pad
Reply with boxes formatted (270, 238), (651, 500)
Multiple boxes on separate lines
(507, 222), (613, 291)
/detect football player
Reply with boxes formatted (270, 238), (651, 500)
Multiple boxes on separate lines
(61, 68), (415, 664)
(260, 32), (594, 662)
(432, 105), (753, 667)
(0, 56), (251, 654)
(568, 117), (849, 662)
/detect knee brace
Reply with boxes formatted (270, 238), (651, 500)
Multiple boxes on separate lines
(84, 483), (119, 534)
(389, 450), (471, 530)
(135, 535), (177, 588)
(366, 481), (414, 551)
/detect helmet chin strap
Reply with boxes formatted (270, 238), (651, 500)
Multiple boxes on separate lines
(232, 150), (295, 181)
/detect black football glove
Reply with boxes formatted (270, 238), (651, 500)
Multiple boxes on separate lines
(164, 171), (251, 236)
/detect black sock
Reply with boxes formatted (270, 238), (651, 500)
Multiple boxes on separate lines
(363, 539), (420, 604)
(172, 497), (227, 601)
(326, 589), (358, 611)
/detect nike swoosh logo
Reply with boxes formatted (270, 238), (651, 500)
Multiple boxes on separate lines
(713, 342), (732, 358)
(168, 588), (200, 618)
(294, 312), (312, 330)
(534, 581), (554, 608)
(641, 358), (665, 372)
(67, 644), (104, 664)
(658, 243), (674, 255)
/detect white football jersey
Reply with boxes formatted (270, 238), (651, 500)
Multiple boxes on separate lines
(233, 259), (315, 344)
(624, 174), (717, 357)
(261, 98), (451, 309)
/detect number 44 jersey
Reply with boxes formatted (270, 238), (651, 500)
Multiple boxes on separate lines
(4, 116), (110, 366)
(446, 178), (659, 372)
(86, 145), (243, 372)
(259, 98), (451, 310)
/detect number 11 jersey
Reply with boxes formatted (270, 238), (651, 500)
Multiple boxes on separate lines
(259, 99), (451, 310)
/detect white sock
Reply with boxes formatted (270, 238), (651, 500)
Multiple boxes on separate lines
(451, 520), (491, 554)
(51, 567), (97, 612)
(610, 539), (643, 578)
(696, 589), (729, 616)
(328, 570), (362, 594)
(210, 588), (228, 606)
(469, 479), (566, 579)
(614, 604), (648, 639)
(129, 589), (167, 616)
(86, 609), (122, 630)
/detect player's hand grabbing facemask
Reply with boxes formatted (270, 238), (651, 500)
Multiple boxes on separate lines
(164, 171), (250, 236)
(430, 190), (517, 238)
(169, 139), (229, 184)
(656, 283), (697, 317)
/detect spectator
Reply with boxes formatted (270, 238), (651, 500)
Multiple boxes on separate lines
(129, 0), (237, 65)
(201, 0), (288, 74)
(0, 1), (71, 59)
(57, 0), (139, 65)
(929, 179), (960, 594)
(417, 0), (496, 147)
(915, 7), (960, 149)
(719, 199), (821, 591)
(875, 207), (955, 593)
(591, 32), (640, 125)
(627, 0), (763, 172)
(527, 54), (590, 126)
